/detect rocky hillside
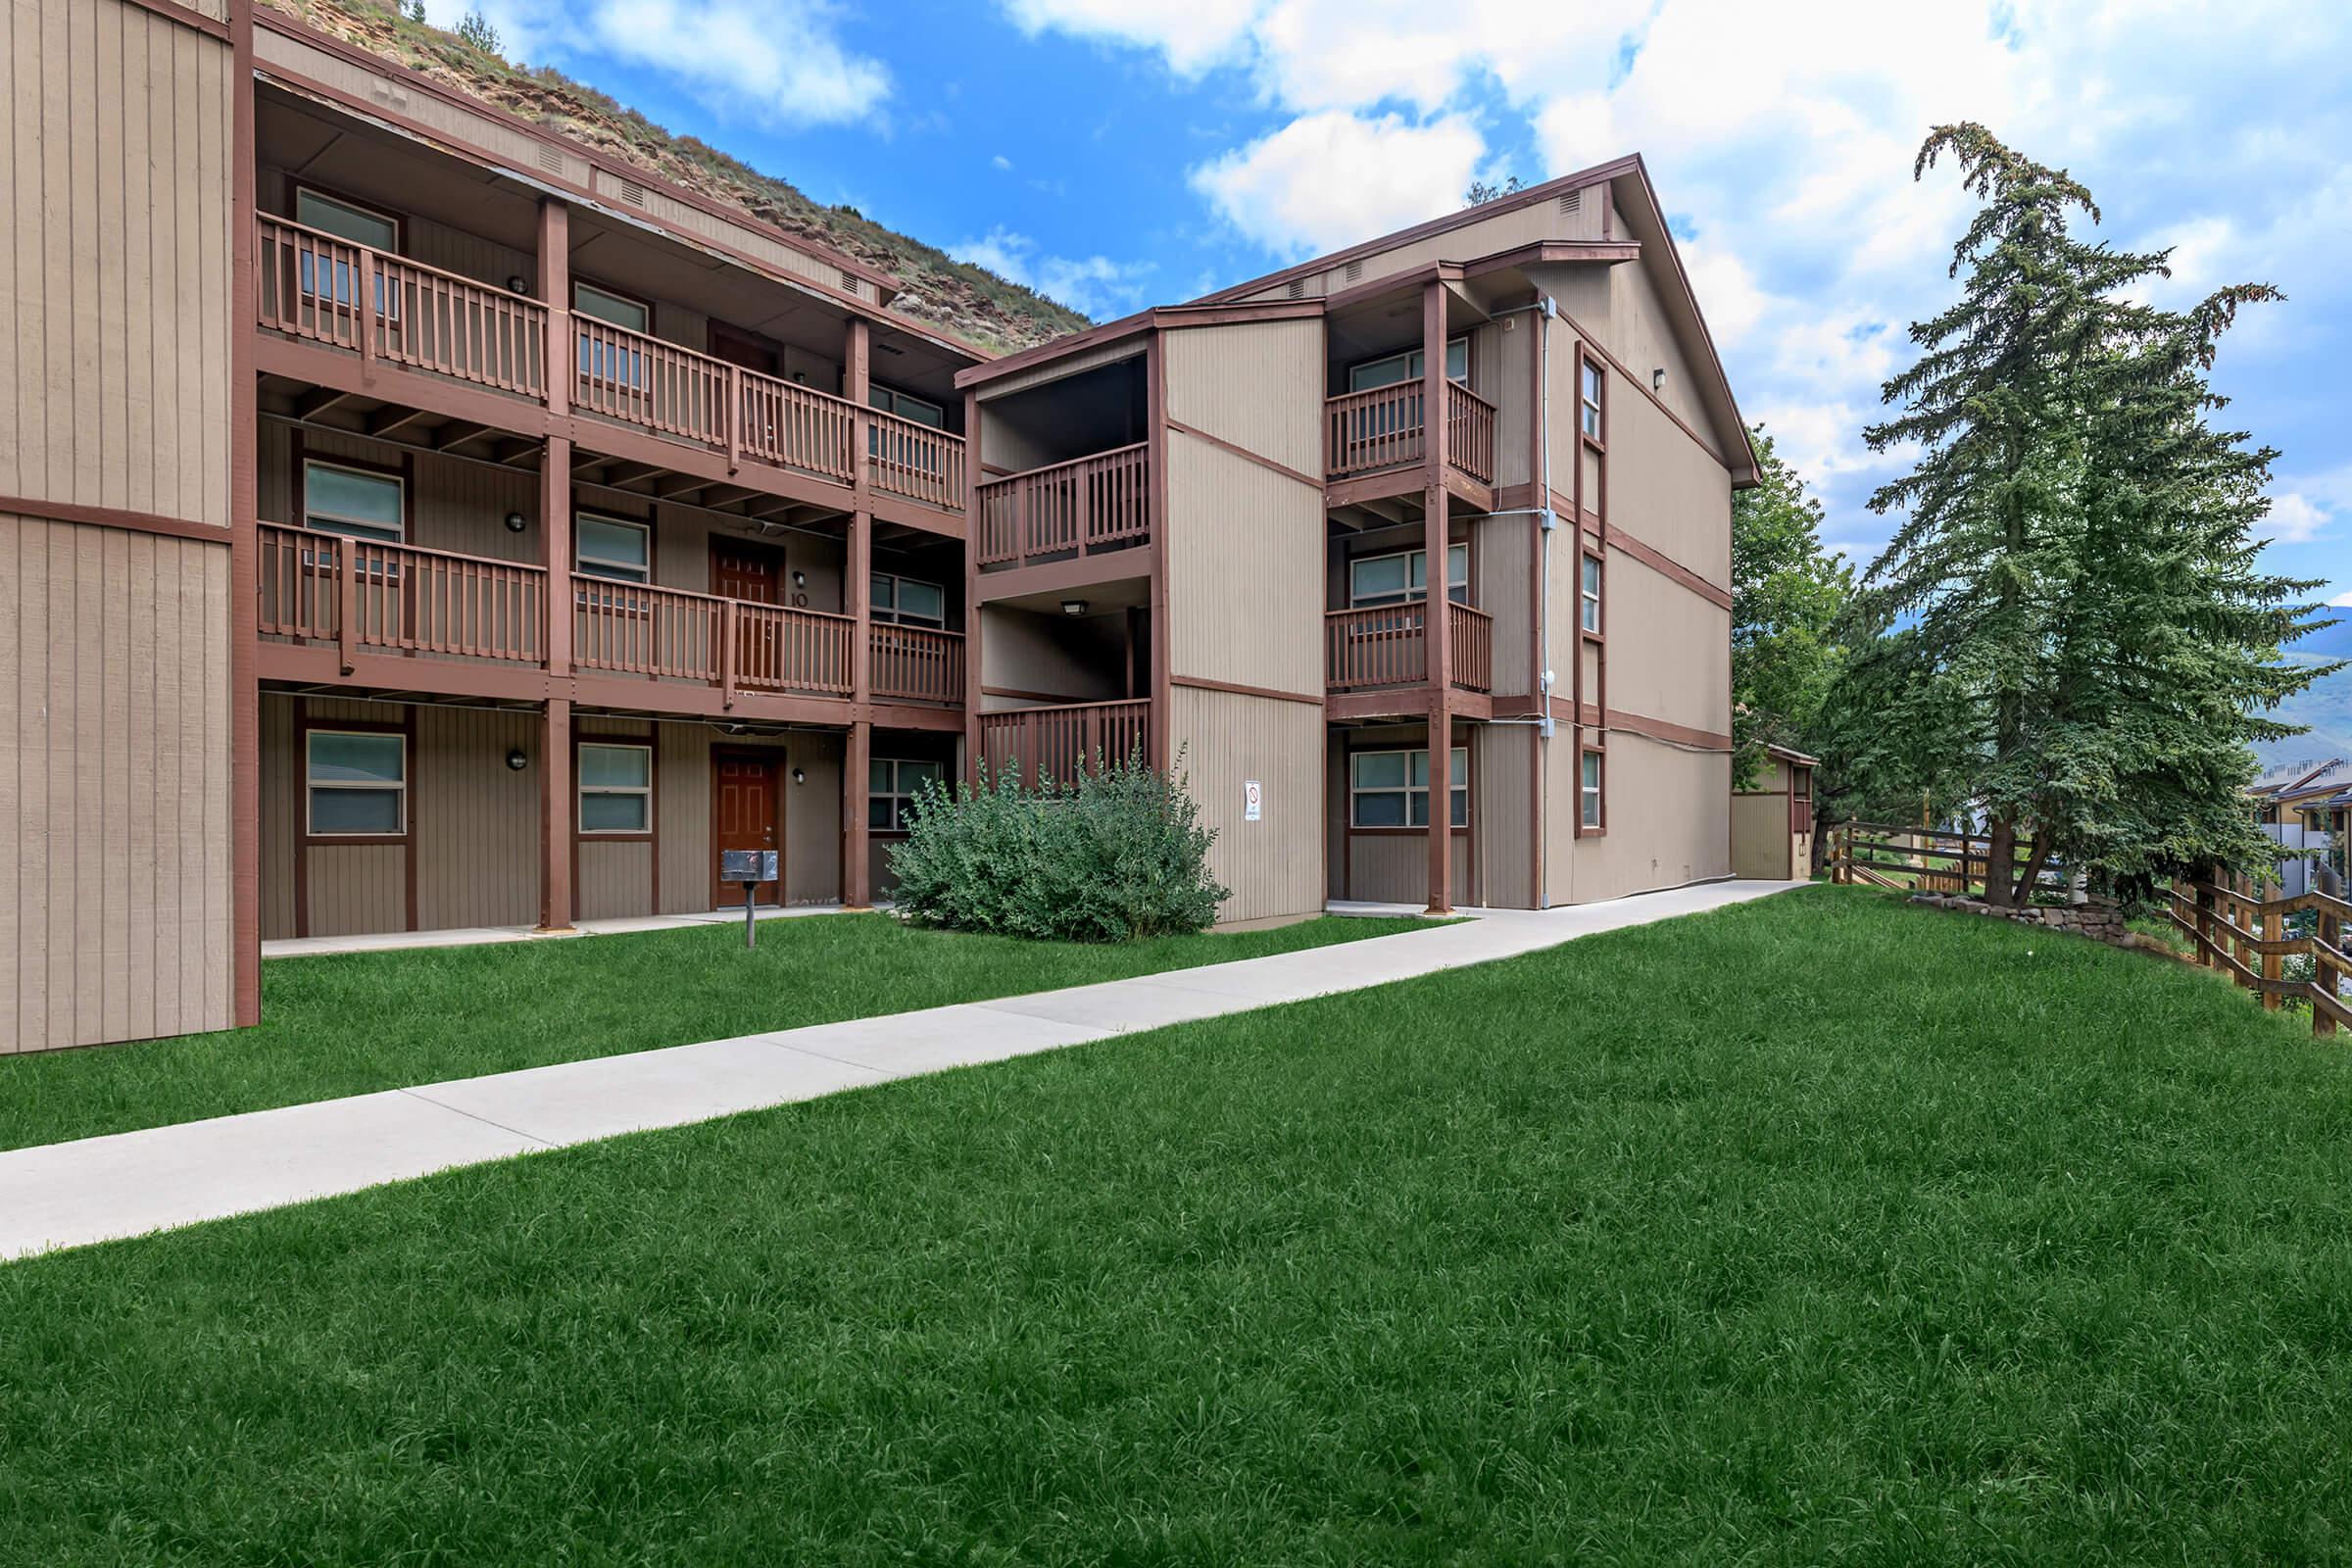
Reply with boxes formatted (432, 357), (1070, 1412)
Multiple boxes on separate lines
(264, 0), (1092, 355)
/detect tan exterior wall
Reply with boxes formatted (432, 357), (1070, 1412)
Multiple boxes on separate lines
(1475, 512), (1537, 702)
(1165, 437), (1323, 695)
(2, 0), (235, 528)
(1604, 555), (1734, 740)
(1162, 318), (1324, 478)
(2, 514), (231, 1052)
(980, 609), (1129, 706)
(1604, 382), (1735, 589)
(259, 422), (541, 564)
(577, 840), (652, 920)
(1559, 733), (1731, 904)
(1239, 192), (1601, 304)
(1169, 685), (1324, 925)
(1732, 793), (1795, 880)
(416, 705), (541, 929)
(655, 724), (844, 911)
(1527, 258), (1717, 452)
(1476, 723), (1537, 908)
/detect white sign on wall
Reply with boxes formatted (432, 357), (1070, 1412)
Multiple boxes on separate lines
(1244, 779), (1262, 822)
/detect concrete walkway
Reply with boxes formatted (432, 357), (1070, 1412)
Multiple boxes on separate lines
(261, 902), (851, 959)
(2, 880), (1800, 1261)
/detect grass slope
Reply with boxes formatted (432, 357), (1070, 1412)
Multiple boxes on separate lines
(6, 889), (2349, 1563)
(0, 913), (1424, 1152)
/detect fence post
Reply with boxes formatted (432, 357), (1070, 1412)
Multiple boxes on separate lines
(2317, 896), (2341, 1039)
(355, 249), (376, 380)
(2193, 876), (2216, 968)
(336, 544), (357, 675)
(719, 599), (737, 709)
(2261, 886), (2284, 1011)
(726, 366), (743, 473)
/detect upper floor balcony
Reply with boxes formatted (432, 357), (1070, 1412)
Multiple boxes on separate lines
(1324, 378), (1495, 489)
(1325, 598), (1494, 697)
(254, 214), (967, 521)
(973, 443), (1152, 573)
(979, 699), (1152, 784)
(255, 523), (967, 714)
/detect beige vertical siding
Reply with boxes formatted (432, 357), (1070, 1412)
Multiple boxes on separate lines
(1169, 685), (1324, 925)
(1489, 311), (1537, 493)
(1344, 834), (1470, 908)
(655, 723), (818, 913)
(1477, 723), (1537, 908)
(259, 422), (542, 564)
(979, 608), (1129, 706)
(784, 729), (843, 906)
(1572, 733), (1732, 901)
(259, 164), (535, 296)
(1, 0), (233, 527)
(1604, 554), (1733, 739)
(652, 507), (847, 611)
(1162, 319), (1326, 699)
(1476, 513), (1536, 701)
(260, 695), (298, 938)
(1603, 386), (1735, 588)
(2, 515), (229, 1052)
(1237, 194), (1597, 304)
(306, 844), (404, 937)
(577, 841), (652, 919)
(415, 706), (540, 929)
(1732, 791), (1793, 880)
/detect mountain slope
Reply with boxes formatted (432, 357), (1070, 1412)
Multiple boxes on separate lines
(264, 0), (1091, 355)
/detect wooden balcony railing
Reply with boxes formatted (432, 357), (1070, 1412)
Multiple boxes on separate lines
(258, 216), (547, 400)
(257, 524), (547, 668)
(572, 576), (855, 697)
(980, 700), (1151, 784)
(1324, 598), (1493, 693)
(1324, 380), (1499, 484)
(870, 623), (966, 705)
(255, 220), (965, 512)
(974, 443), (1152, 570)
(868, 409), (965, 511)
(1446, 380), (1496, 484)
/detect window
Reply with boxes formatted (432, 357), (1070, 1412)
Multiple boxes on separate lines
(868, 385), (945, 427)
(1349, 747), (1467, 829)
(575, 281), (650, 388)
(293, 188), (400, 316)
(1348, 544), (1469, 608)
(869, 758), (945, 831)
(1580, 555), (1602, 633)
(307, 730), (406, 836)
(303, 460), (404, 543)
(1581, 361), (1604, 440)
(578, 743), (652, 834)
(1581, 750), (1603, 829)
(871, 571), (945, 627)
(575, 514), (651, 583)
(1347, 336), (1470, 392)
(869, 385), (948, 476)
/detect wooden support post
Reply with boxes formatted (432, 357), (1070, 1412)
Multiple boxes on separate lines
(962, 389), (985, 785)
(1421, 277), (1453, 915)
(336, 543), (356, 674)
(356, 249), (376, 382)
(539, 697), (574, 931)
(726, 365), (742, 472)
(539, 199), (569, 418)
(844, 316), (874, 906)
(719, 598), (738, 709)
(543, 434), (572, 676)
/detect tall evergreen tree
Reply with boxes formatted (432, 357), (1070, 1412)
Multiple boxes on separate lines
(1731, 427), (1850, 790)
(1842, 123), (2337, 904)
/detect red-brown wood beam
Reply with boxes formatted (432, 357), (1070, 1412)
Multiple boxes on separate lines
(1422, 277), (1454, 914)
(539, 696), (574, 930)
(843, 317), (873, 906)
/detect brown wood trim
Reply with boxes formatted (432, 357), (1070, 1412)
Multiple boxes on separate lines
(1576, 743), (1606, 839)
(124, 0), (228, 40)
(232, 0), (264, 1023)
(1164, 418), (1321, 492)
(285, 175), (407, 254)
(1460, 240), (1642, 280)
(1170, 674), (1323, 708)
(980, 684), (1091, 705)
(1607, 710), (1733, 752)
(1603, 523), (1733, 610)
(957, 300), (1327, 391)
(1146, 332), (1172, 771)
(0, 495), (230, 542)
(1556, 303), (1728, 470)
(571, 732), (659, 843)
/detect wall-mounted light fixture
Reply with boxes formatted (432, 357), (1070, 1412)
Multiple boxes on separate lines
(1061, 599), (1089, 617)
(792, 569), (808, 588)
(791, 767), (807, 785)
(507, 275), (529, 295)
(504, 511), (527, 533)
(1652, 368), (1667, 392)
(505, 748), (528, 771)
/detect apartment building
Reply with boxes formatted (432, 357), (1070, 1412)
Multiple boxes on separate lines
(960, 163), (1755, 925)
(3, 0), (1752, 1054)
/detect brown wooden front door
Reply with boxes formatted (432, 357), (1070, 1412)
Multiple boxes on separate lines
(712, 540), (786, 685)
(712, 751), (782, 907)
(708, 323), (779, 376)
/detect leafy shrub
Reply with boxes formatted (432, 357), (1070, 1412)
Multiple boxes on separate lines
(886, 748), (1229, 942)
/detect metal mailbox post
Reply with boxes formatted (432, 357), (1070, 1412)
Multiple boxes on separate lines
(718, 849), (779, 949)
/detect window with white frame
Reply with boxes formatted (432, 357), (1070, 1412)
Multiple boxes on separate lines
(293, 188), (400, 315)
(1581, 750), (1603, 829)
(1349, 544), (1469, 609)
(303, 460), (404, 543)
(1580, 361), (1604, 439)
(871, 571), (946, 627)
(577, 743), (652, 834)
(307, 730), (406, 836)
(574, 281), (649, 389)
(1349, 747), (1468, 829)
(868, 758), (945, 831)
(1580, 555), (1602, 633)
(1347, 337), (1470, 392)
(575, 514), (651, 583)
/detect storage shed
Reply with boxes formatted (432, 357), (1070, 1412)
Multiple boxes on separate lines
(1732, 745), (1817, 880)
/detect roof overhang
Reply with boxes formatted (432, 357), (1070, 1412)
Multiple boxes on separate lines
(953, 298), (1324, 392)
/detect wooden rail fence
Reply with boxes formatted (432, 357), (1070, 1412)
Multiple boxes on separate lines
(2167, 876), (2350, 1037)
(1828, 820), (2058, 898)
(1323, 381), (1499, 482)
(1325, 599), (1493, 693)
(869, 623), (965, 705)
(979, 700), (1150, 784)
(257, 524), (547, 670)
(974, 443), (1152, 570)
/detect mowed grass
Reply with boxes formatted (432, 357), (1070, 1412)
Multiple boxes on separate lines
(7, 887), (2352, 1564)
(0, 912), (1427, 1152)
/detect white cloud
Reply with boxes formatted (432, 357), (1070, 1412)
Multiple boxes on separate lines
(954, 226), (1155, 318)
(1189, 111), (1485, 259)
(2328, 590), (2352, 609)
(999, 0), (1260, 74)
(992, 154), (1014, 172)
(2268, 494), (2330, 545)
(429, 0), (890, 127)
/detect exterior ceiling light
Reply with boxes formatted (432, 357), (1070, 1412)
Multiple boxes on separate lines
(504, 511), (527, 532)
(505, 748), (528, 770)
(1061, 599), (1088, 616)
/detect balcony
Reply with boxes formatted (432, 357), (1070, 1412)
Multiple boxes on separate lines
(974, 443), (1152, 572)
(255, 215), (966, 516)
(1325, 599), (1494, 694)
(257, 524), (964, 713)
(1324, 380), (1496, 487)
(979, 700), (1152, 783)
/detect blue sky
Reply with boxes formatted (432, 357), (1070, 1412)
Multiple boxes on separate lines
(445, 0), (2346, 615)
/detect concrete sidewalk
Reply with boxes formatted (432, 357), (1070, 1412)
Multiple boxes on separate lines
(1, 880), (1801, 1261)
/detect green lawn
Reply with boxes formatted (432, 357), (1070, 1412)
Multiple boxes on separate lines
(0, 912), (1427, 1152)
(7, 887), (2350, 1563)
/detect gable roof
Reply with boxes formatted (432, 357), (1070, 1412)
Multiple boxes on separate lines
(1191, 154), (1756, 483)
